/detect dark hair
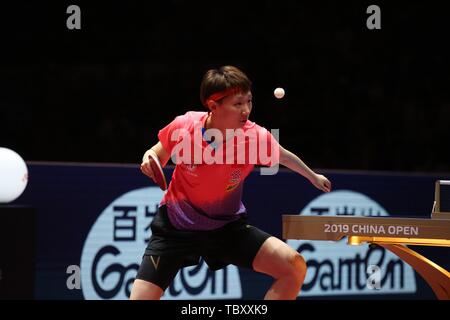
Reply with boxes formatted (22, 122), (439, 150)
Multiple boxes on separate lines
(200, 66), (252, 107)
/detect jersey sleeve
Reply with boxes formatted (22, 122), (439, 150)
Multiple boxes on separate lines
(256, 127), (280, 167)
(157, 115), (186, 155)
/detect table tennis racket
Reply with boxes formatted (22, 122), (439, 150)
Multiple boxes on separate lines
(148, 153), (167, 191)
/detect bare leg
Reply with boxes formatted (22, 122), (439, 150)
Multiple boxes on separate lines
(130, 279), (164, 300)
(252, 237), (306, 300)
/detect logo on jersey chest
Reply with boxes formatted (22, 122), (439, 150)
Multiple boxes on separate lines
(226, 169), (242, 192)
(181, 163), (199, 177)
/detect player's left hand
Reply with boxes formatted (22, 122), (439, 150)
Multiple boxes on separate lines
(311, 174), (332, 192)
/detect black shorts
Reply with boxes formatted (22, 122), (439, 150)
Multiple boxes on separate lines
(135, 205), (271, 290)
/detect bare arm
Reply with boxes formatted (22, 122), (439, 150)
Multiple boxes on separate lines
(140, 141), (170, 181)
(142, 142), (170, 166)
(279, 145), (331, 192)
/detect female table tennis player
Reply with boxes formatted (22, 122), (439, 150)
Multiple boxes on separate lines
(131, 66), (331, 300)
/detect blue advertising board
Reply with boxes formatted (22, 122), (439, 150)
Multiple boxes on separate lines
(14, 162), (450, 299)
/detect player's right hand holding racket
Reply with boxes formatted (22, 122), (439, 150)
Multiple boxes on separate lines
(140, 155), (155, 181)
(140, 151), (167, 190)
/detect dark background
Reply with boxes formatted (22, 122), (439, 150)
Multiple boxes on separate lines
(1, 1), (449, 172)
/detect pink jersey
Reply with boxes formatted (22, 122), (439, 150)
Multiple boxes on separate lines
(158, 111), (279, 230)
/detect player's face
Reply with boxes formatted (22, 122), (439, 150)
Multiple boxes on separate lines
(217, 91), (253, 129)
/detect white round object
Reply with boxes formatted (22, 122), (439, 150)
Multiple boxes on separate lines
(274, 87), (285, 99)
(0, 147), (28, 203)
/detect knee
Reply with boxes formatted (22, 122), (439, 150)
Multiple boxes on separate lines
(288, 253), (307, 283)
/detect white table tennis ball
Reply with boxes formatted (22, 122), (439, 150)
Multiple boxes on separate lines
(274, 87), (285, 99)
(0, 147), (28, 203)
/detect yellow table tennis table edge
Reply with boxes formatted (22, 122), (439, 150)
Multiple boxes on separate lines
(348, 236), (450, 300)
(282, 215), (450, 300)
(347, 236), (450, 300)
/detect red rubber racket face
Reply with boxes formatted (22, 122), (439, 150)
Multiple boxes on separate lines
(148, 153), (167, 191)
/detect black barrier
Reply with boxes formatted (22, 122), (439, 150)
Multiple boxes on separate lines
(0, 205), (36, 299)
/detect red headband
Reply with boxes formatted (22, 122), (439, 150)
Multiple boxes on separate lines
(207, 87), (241, 103)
